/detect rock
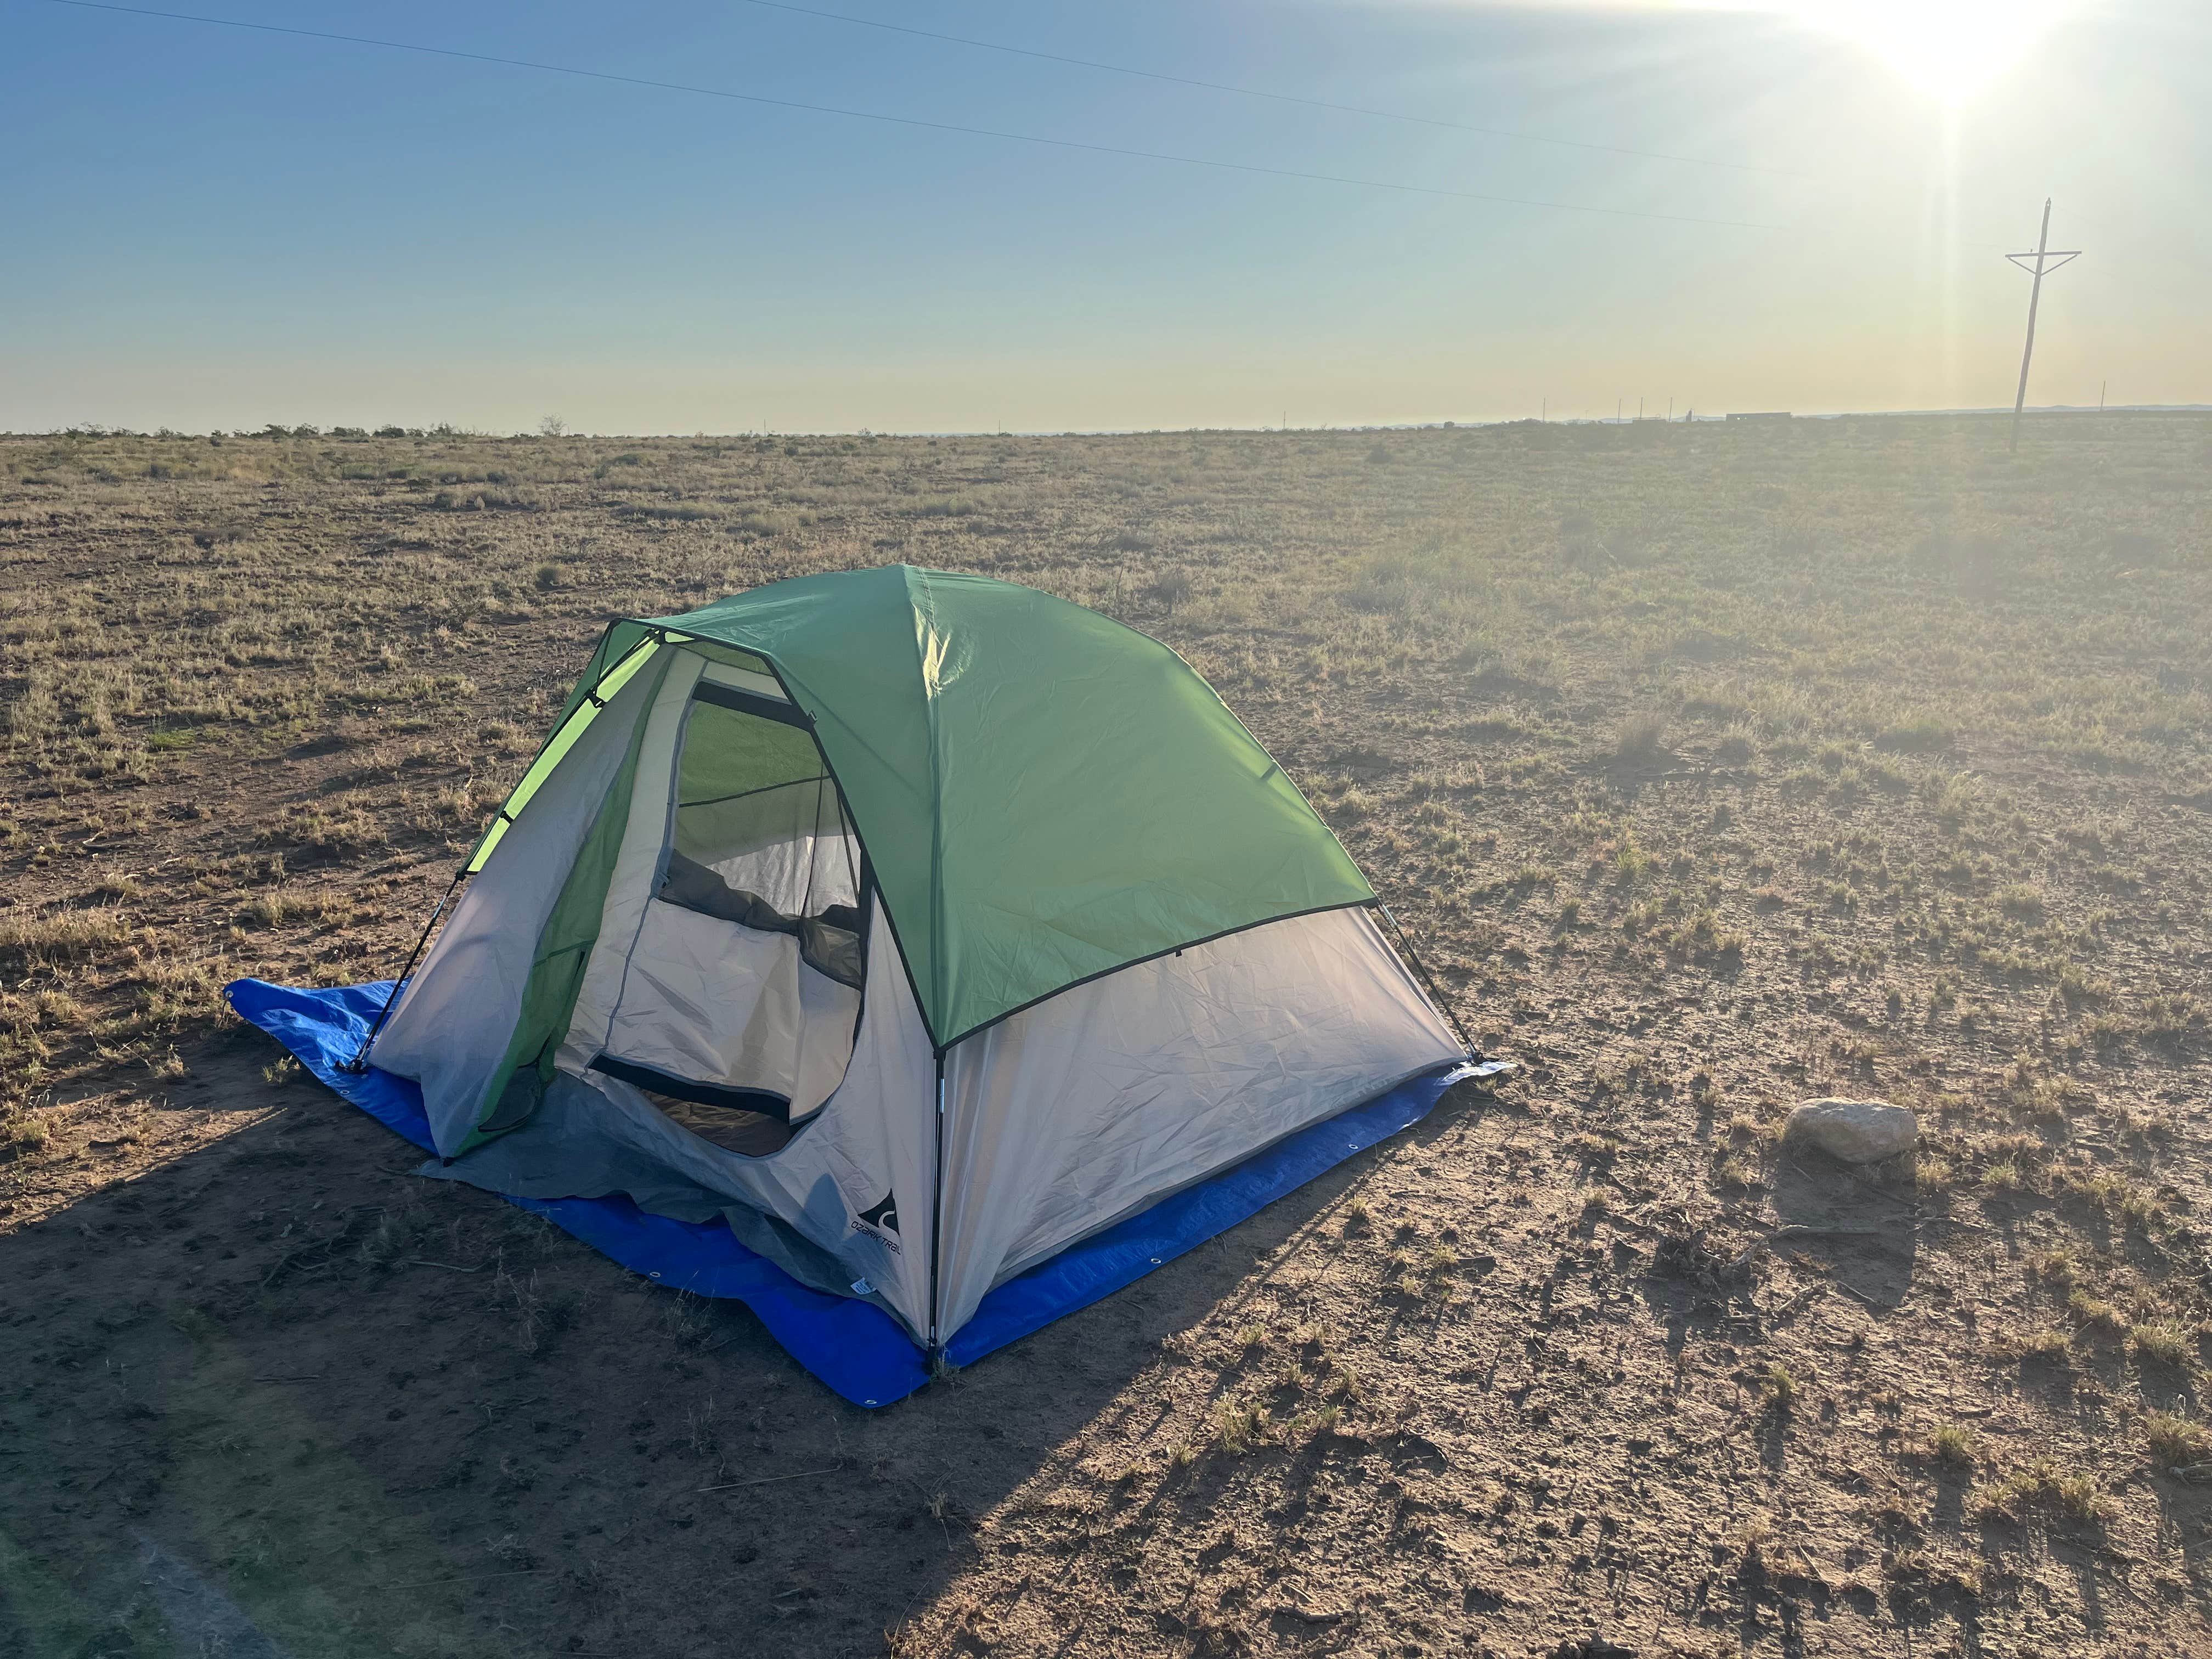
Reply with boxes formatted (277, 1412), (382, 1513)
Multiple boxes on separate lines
(1785, 1098), (1918, 1164)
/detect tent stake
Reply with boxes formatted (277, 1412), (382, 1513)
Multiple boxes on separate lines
(1377, 901), (1481, 1058)
(342, 866), (468, 1073)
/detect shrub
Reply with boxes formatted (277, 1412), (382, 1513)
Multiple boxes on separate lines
(2146, 1410), (2211, 1467)
(1977, 1460), (2112, 1523)
(1148, 571), (1194, 614)
(1875, 716), (1956, 753)
(1615, 712), (1668, 761)
(2129, 1322), (2194, 1367)
(1928, 1424), (1979, 1465)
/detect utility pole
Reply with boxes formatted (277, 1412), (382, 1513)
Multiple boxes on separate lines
(2005, 199), (2080, 452)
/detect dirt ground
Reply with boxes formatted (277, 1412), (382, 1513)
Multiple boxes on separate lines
(4, 415), (2210, 1657)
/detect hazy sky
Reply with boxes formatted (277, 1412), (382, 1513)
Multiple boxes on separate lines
(4, 0), (2205, 432)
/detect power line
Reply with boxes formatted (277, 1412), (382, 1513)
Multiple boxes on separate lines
(37, 0), (1784, 231)
(743, 0), (2106, 261)
(738, 0), (2124, 257)
(727, 0), (1808, 180)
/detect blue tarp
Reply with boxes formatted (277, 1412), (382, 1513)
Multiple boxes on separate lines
(228, 978), (1475, 1407)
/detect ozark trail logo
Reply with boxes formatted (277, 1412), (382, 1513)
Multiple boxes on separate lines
(851, 1192), (901, 1252)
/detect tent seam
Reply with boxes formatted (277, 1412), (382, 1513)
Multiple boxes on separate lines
(936, 898), (1382, 1051)
(906, 566), (951, 1354)
(904, 565), (951, 1055)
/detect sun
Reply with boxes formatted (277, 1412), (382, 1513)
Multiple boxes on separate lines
(1780, 0), (2075, 103)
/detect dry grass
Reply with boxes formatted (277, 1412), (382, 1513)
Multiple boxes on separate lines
(4, 414), (2211, 1656)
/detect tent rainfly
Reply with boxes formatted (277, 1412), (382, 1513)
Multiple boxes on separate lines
(353, 565), (1479, 1367)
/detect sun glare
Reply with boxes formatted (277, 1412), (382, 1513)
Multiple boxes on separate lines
(1781, 0), (2075, 103)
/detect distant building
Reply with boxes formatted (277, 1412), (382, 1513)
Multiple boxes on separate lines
(1726, 411), (1793, 422)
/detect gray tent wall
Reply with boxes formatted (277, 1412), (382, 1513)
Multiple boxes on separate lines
(371, 648), (667, 1156)
(932, 905), (1460, 1339)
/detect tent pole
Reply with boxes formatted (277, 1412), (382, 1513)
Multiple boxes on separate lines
(1377, 901), (1480, 1057)
(341, 866), (468, 1074)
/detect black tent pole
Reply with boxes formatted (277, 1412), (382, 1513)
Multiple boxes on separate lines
(341, 866), (468, 1073)
(1376, 901), (1481, 1058)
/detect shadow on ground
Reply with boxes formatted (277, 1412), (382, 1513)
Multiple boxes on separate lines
(1769, 1150), (1918, 1309)
(2, 1025), (1407, 1659)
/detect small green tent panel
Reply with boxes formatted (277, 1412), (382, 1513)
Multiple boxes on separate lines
(677, 697), (823, 809)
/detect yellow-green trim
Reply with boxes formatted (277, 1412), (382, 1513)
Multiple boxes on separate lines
(466, 639), (661, 873)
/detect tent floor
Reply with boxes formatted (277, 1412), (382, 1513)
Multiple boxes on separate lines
(645, 1090), (795, 1158)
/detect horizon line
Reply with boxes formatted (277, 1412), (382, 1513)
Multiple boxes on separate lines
(8, 404), (2211, 442)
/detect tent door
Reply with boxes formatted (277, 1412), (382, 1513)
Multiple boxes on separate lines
(586, 675), (867, 1154)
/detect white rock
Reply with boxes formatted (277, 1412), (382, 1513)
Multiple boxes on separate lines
(1784, 1098), (1918, 1165)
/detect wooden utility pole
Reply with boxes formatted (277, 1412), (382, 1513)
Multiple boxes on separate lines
(2006, 199), (2080, 452)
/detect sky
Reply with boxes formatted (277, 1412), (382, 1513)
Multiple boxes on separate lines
(2, 0), (2205, 433)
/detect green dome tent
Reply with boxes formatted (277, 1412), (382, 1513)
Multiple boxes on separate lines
(362, 565), (1470, 1356)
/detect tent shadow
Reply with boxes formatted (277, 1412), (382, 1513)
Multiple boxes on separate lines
(0, 1030), (1442, 1659)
